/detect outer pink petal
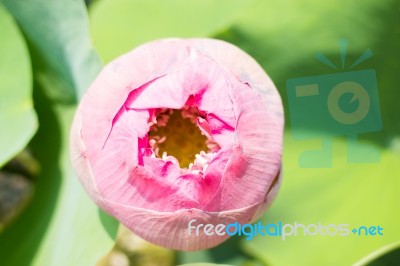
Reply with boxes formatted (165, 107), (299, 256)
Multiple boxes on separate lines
(80, 39), (193, 166)
(102, 198), (262, 251)
(186, 38), (284, 128)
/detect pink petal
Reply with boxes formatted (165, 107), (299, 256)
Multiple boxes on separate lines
(71, 38), (284, 250)
(101, 198), (262, 251)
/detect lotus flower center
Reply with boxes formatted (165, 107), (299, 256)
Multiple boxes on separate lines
(147, 107), (220, 172)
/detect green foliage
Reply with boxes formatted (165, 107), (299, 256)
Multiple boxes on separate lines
(178, 236), (258, 265)
(0, 0), (117, 265)
(90, 0), (251, 62)
(354, 241), (400, 266)
(178, 264), (233, 266)
(0, 4), (37, 168)
(218, 0), (400, 138)
(242, 133), (400, 266)
(0, 95), (117, 266)
(0, 0), (399, 265)
(1, 0), (102, 103)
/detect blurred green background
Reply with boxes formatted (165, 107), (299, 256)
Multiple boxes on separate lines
(0, 0), (399, 265)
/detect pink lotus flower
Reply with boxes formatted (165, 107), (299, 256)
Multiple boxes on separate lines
(70, 38), (283, 250)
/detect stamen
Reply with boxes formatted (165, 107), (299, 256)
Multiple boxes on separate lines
(147, 106), (220, 173)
